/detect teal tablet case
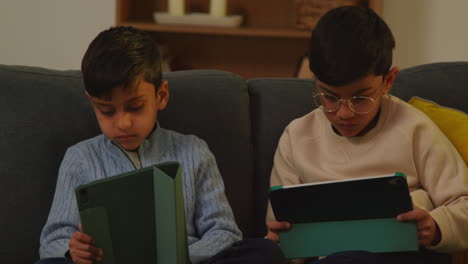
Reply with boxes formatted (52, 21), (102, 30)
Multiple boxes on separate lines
(75, 162), (189, 264)
(269, 173), (418, 259)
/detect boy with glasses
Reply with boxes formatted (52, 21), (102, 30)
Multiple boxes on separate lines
(266, 6), (467, 264)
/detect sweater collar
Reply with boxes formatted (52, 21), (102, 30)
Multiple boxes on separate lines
(108, 122), (170, 168)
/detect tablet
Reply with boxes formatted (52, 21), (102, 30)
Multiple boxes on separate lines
(269, 173), (418, 258)
(269, 173), (413, 223)
(75, 162), (189, 264)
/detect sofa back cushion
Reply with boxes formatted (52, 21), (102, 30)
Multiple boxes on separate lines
(248, 78), (316, 236)
(159, 70), (255, 237)
(392, 62), (468, 113)
(0, 65), (101, 264)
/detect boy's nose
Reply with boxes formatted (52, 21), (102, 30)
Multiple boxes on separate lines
(335, 101), (355, 119)
(116, 113), (132, 130)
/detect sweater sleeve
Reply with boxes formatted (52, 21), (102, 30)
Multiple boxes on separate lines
(266, 124), (303, 224)
(413, 123), (468, 252)
(188, 140), (242, 263)
(39, 148), (84, 258)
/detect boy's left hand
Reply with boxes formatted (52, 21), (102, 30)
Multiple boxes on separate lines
(397, 206), (441, 247)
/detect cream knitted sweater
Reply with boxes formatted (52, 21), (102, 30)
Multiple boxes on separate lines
(268, 95), (468, 252)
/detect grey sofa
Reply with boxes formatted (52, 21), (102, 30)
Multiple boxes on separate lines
(1, 62), (467, 264)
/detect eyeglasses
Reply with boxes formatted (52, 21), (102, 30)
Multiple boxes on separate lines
(313, 93), (377, 114)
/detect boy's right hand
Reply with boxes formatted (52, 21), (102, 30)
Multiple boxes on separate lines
(69, 225), (103, 264)
(265, 221), (291, 243)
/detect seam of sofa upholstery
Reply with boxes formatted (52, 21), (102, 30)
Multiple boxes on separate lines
(164, 69), (243, 79)
(247, 79), (314, 95)
(403, 61), (468, 75)
(0, 67), (82, 78)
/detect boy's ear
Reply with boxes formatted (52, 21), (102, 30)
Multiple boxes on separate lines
(383, 67), (400, 94)
(156, 80), (169, 110)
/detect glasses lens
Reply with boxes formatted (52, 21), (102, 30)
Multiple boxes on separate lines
(314, 93), (339, 112)
(349, 96), (375, 114)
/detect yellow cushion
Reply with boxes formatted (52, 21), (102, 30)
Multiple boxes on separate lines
(408, 96), (468, 164)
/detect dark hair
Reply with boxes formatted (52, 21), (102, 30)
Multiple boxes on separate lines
(309, 6), (395, 86)
(81, 26), (162, 98)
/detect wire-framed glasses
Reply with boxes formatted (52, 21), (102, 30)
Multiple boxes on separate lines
(313, 93), (377, 114)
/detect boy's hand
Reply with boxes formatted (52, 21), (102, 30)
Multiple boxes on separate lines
(397, 206), (441, 247)
(265, 221), (291, 243)
(69, 225), (103, 264)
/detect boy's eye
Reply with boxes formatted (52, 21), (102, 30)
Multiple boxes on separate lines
(100, 110), (115, 116)
(127, 104), (144, 112)
(323, 94), (338, 102)
(352, 97), (367, 103)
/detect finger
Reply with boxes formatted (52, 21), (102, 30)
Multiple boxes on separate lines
(72, 231), (95, 245)
(418, 230), (429, 243)
(397, 209), (426, 221)
(265, 231), (280, 243)
(71, 247), (103, 263)
(79, 224), (82, 232)
(418, 237), (431, 247)
(417, 226), (428, 232)
(69, 239), (101, 257)
(417, 222), (431, 232)
(419, 230), (435, 247)
(75, 244), (101, 257)
(71, 248), (96, 260)
(418, 230), (430, 240)
(267, 221), (291, 231)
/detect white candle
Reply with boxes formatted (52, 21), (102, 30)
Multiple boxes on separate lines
(210, 0), (227, 17)
(168, 0), (185, 16)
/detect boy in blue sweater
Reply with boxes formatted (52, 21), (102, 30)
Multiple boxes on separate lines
(37, 26), (284, 264)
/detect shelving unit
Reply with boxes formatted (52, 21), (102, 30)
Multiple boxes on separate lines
(119, 22), (311, 39)
(116, 0), (382, 79)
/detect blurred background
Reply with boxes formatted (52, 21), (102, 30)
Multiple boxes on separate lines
(1, 0), (467, 75)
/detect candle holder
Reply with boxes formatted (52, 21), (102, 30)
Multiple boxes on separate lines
(210, 0), (227, 17)
(168, 0), (185, 16)
(154, 0), (242, 27)
(154, 13), (242, 27)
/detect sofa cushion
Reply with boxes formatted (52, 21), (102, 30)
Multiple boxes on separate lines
(408, 96), (468, 164)
(392, 62), (468, 113)
(159, 70), (255, 237)
(0, 65), (100, 264)
(248, 78), (316, 236)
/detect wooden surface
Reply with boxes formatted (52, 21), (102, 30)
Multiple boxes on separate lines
(149, 32), (308, 79)
(119, 22), (311, 39)
(116, 0), (382, 78)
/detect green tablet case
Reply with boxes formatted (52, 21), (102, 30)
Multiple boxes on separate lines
(75, 162), (189, 264)
(269, 173), (418, 259)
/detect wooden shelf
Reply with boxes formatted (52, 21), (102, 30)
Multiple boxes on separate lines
(119, 21), (311, 39)
(116, 0), (383, 79)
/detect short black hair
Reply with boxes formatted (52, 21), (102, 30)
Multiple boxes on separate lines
(309, 6), (395, 86)
(81, 26), (162, 98)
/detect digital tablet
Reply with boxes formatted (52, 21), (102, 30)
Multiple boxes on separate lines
(269, 173), (418, 258)
(269, 173), (413, 223)
(75, 162), (189, 264)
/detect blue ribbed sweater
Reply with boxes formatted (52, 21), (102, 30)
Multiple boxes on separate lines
(39, 127), (242, 263)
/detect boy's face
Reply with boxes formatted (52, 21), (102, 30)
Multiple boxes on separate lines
(315, 67), (398, 137)
(87, 79), (169, 151)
